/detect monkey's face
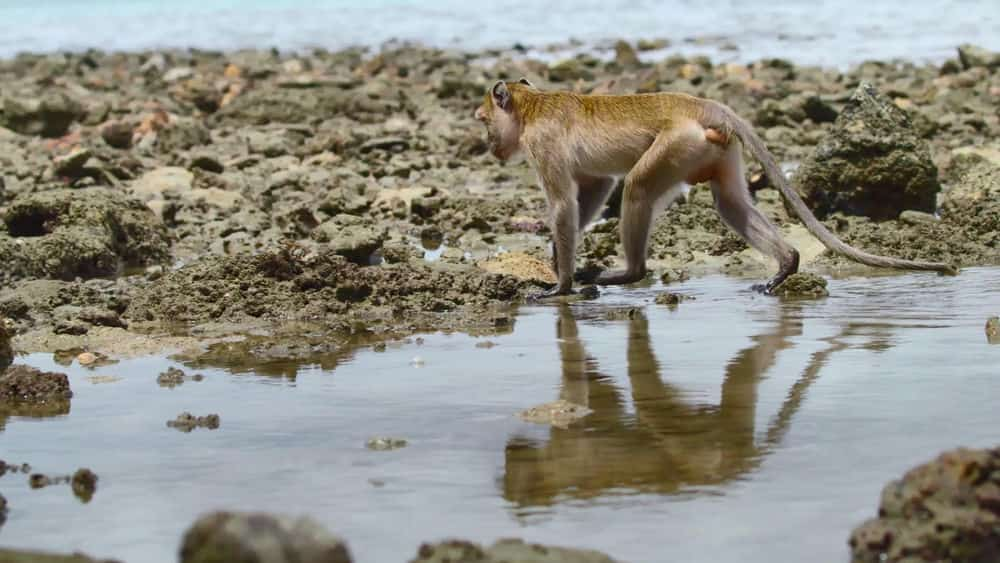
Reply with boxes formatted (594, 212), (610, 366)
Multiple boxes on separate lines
(475, 81), (522, 162)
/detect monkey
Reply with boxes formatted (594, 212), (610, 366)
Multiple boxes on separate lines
(473, 79), (957, 298)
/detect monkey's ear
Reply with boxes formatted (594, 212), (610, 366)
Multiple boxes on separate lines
(491, 80), (512, 111)
(517, 77), (534, 88)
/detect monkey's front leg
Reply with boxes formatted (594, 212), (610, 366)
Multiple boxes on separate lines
(534, 197), (579, 298)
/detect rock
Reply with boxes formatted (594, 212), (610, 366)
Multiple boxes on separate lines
(311, 222), (386, 265)
(802, 95), (838, 123)
(548, 59), (594, 83)
(99, 120), (133, 149)
(613, 40), (641, 69)
(190, 154), (224, 174)
(157, 367), (187, 388)
(0, 188), (170, 281)
(179, 511), (353, 563)
(0, 318), (13, 371)
(517, 400), (592, 429)
(76, 352), (96, 366)
(848, 446), (1000, 562)
(0, 548), (115, 562)
(366, 437), (408, 450)
(957, 44), (1000, 70)
(155, 117), (210, 153)
(130, 166), (194, 202)
(162, 66), (195, 83)
(0, 364), (72, 403)
(477, 253), (556, 285)
(654, 292), (689, 306)
(987, 317), (999, 345)
(1, 92), (85, 137)
(940, 161), (1000, 240)
(793, 83), (940, 220)
(771, 272), (829, 299)
(181, 188), (246, 213)
(167, 412), (220, 432)
(410, 538), (620, 563)
(898, 210), (938, 226)
(52, 147), (93, 179)
(71, 468), (98, 502)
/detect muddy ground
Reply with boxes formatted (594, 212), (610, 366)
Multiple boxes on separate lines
(0, 41), (996, 359)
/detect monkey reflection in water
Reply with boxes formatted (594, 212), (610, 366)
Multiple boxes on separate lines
(503, 304), (865, 508)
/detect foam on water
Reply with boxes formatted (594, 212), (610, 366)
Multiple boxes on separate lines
(1, 0), (998, 66)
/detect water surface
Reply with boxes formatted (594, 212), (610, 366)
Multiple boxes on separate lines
(1, 0), (998, 66)
(2, 267), (999, 562)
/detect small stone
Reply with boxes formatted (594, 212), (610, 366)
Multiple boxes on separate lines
(163, 66), (195, 83)
(76, 352), (97, 365)
(655, 292), (690, 306)
(613, 40), (641, 69)
(167, 412), (220, 432)
(53, 147), (93, 178)
(100, 120), (134, 149)
(190, 154), (224, 174)
(29, 474), (51, 489)
(517, 399), (593, 429)
(71, 468), (98, 502)
(898, 210), (939, 225)
(771, 272), (829, 299)
(157, 366), (187, 388)
(986, 317), (999, 345)
(366, 437), (408, 451)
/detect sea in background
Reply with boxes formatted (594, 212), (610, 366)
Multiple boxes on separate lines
(0, 0), (998, 66)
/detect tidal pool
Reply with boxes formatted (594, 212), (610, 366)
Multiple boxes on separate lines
(2, 267), (998, 562)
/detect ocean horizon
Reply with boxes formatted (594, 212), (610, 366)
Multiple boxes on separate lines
(1, 0), (998, 67)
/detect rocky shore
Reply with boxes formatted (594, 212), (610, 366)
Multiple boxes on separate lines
(0, 41), (996, 358)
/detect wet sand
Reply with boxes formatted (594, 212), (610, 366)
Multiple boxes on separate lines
(2, 267), (998, 562)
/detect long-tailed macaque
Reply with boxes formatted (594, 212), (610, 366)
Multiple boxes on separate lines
(474, 79), (957, 297)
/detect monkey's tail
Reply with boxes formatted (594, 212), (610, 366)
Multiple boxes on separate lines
(707, 102), (958, 275)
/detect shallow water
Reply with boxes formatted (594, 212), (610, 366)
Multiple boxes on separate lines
(1, 0), (998, 66)
(2, 267), (999, 562)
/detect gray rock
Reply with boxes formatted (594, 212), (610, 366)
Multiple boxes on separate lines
(849, 447), (1000, 562)
(957, 44), (1000, 70)
(311, 221), (386, 265)
(1, 92), (85, 138)
(179, 511), (353, 563)
(793, 82), (941, 220)
(156, 117), (210, 153)
(0, 188), (170, 281)
(130, 167), (194, 202)
(0, 364), (72, 403)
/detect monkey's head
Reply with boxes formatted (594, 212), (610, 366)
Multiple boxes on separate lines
(474, 78), (534, 162)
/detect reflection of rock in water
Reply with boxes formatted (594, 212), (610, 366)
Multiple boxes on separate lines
(0, 364), (72, 432)
(849, 446), (1000, 563)
(412, 538), (620, 563)
(503, 303), (884, 509)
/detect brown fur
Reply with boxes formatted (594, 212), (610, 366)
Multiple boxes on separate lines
(475, 80), (957, 297)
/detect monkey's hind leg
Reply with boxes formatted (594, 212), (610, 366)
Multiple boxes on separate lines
(710, 143), (799, 294)
(596, 124), (712, 286)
